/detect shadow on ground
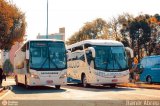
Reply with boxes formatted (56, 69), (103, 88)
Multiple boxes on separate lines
(11, 84), (66, 94)
(65, 83), (136, 92)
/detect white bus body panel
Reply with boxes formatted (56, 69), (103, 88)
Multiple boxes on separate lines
(26, 69), (67, 86)
(67, 64), (129, 85)
(14, 39), (67, 87)
(15, 67), (67, 86)
(88, 68), (129, 85)
(67, 39), (129, 85)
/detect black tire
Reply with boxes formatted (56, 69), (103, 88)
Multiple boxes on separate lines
(146, 76), (152, 84)
(82, 75), (90, 88)
(25, 77), (30, 89)
(110, 84), (116, 88)
(55, 85), (61, 89)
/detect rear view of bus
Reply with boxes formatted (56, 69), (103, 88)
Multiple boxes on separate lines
(14, 40), (67, 89)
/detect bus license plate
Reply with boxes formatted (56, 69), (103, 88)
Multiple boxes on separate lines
(47, 80), (53, 84)
(112, 79), (118, 82)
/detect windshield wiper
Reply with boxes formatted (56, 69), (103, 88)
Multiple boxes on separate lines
(40, 56), (58, 69)
(40, 57), (48, 69)
(49, 56), (58, 69)
(40, 45), (57, 69)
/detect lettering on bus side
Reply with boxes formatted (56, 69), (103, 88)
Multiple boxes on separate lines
(94, 71), (124, 77)
(41, 72), (58, 74)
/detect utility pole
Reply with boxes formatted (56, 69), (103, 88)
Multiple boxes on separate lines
(46, 0), (48, 39)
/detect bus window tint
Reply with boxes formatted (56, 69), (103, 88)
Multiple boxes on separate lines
(94, 46), (128, 71)
(30, 41), (66, 70)
(31, 48), (41, 57)
(140, 58), (146, 68)
(49, 48), (66, 69)
(30, 45), (49, 69)
(147, 57), (160, 68)
(86, 51), (92, 65)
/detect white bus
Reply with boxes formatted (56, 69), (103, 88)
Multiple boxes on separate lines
(14, 39), (67, 89)
(67, 40), (131, 88)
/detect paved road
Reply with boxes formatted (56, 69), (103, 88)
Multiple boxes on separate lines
(1, 79), (160, 106)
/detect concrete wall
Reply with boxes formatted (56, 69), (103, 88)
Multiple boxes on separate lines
(9, 42), (22, 65)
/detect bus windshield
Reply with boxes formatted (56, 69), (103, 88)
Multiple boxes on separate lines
(94, 46), (128, 72)
(30, 41), (67, 71)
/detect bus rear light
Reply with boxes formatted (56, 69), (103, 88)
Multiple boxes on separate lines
(31, 74), (40, 79)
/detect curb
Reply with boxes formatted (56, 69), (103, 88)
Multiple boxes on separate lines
(118, 83), (160, 90)
(0, 86), (11, 93)
(0, 88), (3, 93)
(0, 86), (12, 100)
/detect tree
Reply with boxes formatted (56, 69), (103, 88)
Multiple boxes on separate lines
(148, 14), (160, 55)
(0, 0), (26, 50)
(66, 18), (107, 45)
(129, 15), (151, 60)
(66, 13), (159, 57)
(118, 13), (134, 46)
(107, 17), (121, 40)
(3, 59), (14, 75)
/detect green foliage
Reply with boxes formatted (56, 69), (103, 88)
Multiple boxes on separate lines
(0, 0), (26, 50)
(66, 18), (107, 45)
(3, 59), (14, 75)
(129, 18), (151, 46)
(66, 13), (160, 57)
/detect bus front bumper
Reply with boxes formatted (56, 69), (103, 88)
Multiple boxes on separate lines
(28, 77), (67, 86)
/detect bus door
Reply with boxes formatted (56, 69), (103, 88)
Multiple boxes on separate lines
(75, 52), (85, 79)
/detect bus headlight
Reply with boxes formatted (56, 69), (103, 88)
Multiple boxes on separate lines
(60, 74), (67, 79)
(31, 74), (40, 79)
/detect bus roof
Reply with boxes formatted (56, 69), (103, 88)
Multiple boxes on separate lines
(26, 39), (64, 43)
(143, 55), (160, 59)
(15, 39), (64, 55)
(67, 39), (124, 49)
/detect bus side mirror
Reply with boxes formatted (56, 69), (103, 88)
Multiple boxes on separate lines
(125, 47), (133, 58)
(88, 47), (95, 58)
(137, 64), (140, 69)
(139, 64), (144, 69)
(26, 50), (29, 59)
(137, 63), (144, 74)
(67, 50), (71, 53)
(137, 63), (143, 69)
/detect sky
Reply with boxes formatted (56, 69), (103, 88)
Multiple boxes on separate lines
(10, 0), (160, 40)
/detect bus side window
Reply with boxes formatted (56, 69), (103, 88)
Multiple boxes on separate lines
(86, 50), (93, 65)
(78, 53), (85, 62)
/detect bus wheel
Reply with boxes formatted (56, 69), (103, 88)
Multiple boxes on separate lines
(55, 85), (61, 89)
(25, 77), (30, 89)
(110, 84), (116, 88)
(82, 75), (90, 88)
(15, 76), (19, 86)
(146, 76), (152, 84)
